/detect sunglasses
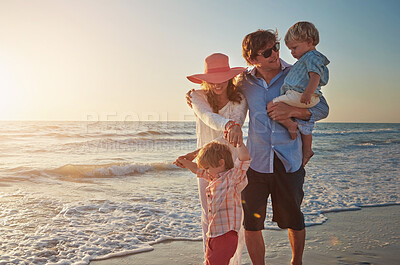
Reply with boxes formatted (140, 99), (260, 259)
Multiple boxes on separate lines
(258, 42), (280, 58)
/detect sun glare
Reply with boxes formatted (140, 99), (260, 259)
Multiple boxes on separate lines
(0, 64), (18, 120)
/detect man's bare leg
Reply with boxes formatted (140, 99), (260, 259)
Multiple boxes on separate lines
(245, 230), (265, 265)
(300, 133), (314, 166)
(288, 228), (305, 265)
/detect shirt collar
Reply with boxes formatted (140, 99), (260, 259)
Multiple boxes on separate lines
(280, 59), (291, 70)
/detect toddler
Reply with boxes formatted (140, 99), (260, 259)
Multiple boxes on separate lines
(177, 141), (250, 265)
(273, 21), (330, 166)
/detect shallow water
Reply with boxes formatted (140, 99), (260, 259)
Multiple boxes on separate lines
(0, 121), (399, 264)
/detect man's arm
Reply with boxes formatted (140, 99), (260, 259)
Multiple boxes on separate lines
(267, 95), (329, 122)
(308, 96), (329, 122)
(267, 101), (312, 121)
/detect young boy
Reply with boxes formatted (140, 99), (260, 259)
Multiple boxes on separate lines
(177, 141), (250, 265)
(273, 21), (330, 166)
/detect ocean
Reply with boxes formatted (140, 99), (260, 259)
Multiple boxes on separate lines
(0, 121), (399, 264)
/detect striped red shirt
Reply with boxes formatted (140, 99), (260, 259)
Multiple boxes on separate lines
(197, 158), (250, 238)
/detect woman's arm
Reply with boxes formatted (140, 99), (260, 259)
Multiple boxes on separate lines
(229, 93), (248, 126)
(224, 93), (248, 147)
(191, 90), (231, 131)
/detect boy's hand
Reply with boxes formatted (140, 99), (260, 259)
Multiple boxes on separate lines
(173, 151), (198, 168)
(173, 157), (185, 168)
(236, 141), (251, 161)
(186, 89), (195, 109)
(174, 156), (188, 168)
(174, 156), (190, 168)
(175, 157), (198, 174)
(300, 93), (312, 105)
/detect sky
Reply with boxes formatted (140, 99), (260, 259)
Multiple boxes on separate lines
(0, 0), (399, 122)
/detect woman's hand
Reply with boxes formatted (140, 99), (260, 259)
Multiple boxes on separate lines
(186, 89), (195, 109)
(225, 125), (243, 147)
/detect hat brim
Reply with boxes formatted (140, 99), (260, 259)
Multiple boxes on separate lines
(187, 67), (246, 84)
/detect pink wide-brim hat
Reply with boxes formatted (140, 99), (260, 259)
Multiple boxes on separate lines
(187, 53), (246, 84)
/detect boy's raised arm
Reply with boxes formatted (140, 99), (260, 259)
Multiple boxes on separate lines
(176, 158), (198, 174)
(236, 143), (250, 161)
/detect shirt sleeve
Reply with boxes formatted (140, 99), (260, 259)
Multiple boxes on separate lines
(191, 90), (231, 131)
(305, 53), (330, 86)
(230, 158), (250, 192)
(295, 95), (329, 134)
(229, 93), (248, 126)
(305, 54), (327, 76)
(308, 95), (329, 121)
(232, 158), (251, 181)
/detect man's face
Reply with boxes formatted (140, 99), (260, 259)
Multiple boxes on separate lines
(254, 41), (281, 70)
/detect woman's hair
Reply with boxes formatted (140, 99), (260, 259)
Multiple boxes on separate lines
(201, 78), (242, 113)
(197, 141), (234, 170)
(284, 21), (319, 46)
(242, 29), (279, 65)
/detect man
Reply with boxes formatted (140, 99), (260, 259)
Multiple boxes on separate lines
(236, 29), (329, 265)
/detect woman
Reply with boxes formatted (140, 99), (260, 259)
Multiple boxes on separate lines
(175, 53), (247, 264)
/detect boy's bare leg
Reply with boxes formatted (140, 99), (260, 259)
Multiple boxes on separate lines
(301, 133), (314, 166)
(277, 118), (298, 139)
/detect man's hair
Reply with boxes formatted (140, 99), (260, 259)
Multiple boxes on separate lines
(197, 142), (233, 170)
(242, 29), (279, 65)
(284, 21), (319, 46)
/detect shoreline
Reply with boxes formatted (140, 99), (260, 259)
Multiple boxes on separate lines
(90, 204), (400, 265)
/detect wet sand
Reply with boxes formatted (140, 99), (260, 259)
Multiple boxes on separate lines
(90, 205), (400, 265)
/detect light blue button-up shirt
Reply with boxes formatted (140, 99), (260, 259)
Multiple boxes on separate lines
(281, 50), (330, 96)
(238, 59), (329, 173)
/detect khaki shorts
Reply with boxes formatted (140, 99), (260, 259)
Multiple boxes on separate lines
(273, 90), (320, 108)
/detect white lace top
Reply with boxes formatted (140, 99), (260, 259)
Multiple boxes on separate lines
(191, 90), (248, 149)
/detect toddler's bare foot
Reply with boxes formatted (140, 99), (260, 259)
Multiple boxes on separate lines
(287, 122), (298, 140)
(302, 150), (314, 167)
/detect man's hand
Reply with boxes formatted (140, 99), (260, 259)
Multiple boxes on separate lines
(267, 101), (295, 121)
(186, 89), (195, 109)
(267, 101), (311, 121)
(224, 125), (243, 147)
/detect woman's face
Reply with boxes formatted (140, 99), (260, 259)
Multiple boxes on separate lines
(208, 80), (229, 95)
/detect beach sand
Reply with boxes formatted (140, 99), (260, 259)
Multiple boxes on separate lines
(90, 205), (400, 265)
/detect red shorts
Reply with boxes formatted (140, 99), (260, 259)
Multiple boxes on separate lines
(205, 230), (238, 265)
